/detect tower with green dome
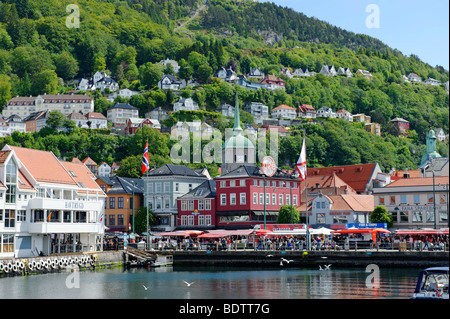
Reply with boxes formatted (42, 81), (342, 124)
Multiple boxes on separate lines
(420, 128), (442, 167)
(221, 93), (255, 175)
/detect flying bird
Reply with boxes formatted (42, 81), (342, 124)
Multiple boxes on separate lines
(266, 255), (274, 257)
(324, 264), (332, 270)
(281, 258), (294, 263)
(183, 281), (195, 287)
(142, 285), (149, 290)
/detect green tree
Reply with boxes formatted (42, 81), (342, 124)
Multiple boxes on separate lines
(369, 206), (394, 229)
(54, 51), (79, 81)
(32, 69), (59, 95)
(139, 62), (163, 89)
(134, 206), (155, 235)
(93, 56), (106, 72)
(277, 205), (300, 224)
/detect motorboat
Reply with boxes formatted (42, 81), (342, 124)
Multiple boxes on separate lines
(411, 267), (449, 299)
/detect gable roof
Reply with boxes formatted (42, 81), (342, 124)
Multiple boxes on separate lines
(98, 176), (144, 195)
(82, 157), (97, 166)
(7, 146), (78, 185)
(147, 164), (205, 178)
(179, 180), (216, 199)
(307, 163), (379, 193)
(60, 161), (103, 192)
(215, 165), (297, 180)
(272, 104), (295, 111)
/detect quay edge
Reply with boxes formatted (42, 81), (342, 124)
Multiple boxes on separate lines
(156, 250), (449, 268)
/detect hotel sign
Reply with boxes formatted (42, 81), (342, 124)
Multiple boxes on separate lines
(64, 201), (85, 209)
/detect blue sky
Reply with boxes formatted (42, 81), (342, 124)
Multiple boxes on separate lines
(264, 0), (449, 70)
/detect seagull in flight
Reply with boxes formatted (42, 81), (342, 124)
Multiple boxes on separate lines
(142, 285), (149, 290)
(324, 264), (332, 270)
(281, 258), (294, 264)
(183, 281), (195, 287)
(266, 254), (274, 257)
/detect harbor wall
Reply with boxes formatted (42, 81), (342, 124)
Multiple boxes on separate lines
(158, 250), (449, 268)
(0, 251), (124, 277)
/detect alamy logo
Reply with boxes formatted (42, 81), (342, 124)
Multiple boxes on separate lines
(66, 4), (80, 29)
(365, 264), (380, 289)
(65, 264), (80, 289)
(365, 4), (380, 29)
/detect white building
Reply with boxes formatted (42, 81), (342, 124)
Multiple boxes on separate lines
(316, 106), (337, 118)
(173, 98), (199, 112)
(159, 59), (180, 74)
(2, 94), (94, 118)
(336, 109), (353, 121)
(244, 102), (269, 124)
(271, 104), (297, 120)
(106, 103), (139, 128)
(424, 78), (440, 86)
(0, 145), (106, 258)
(171, 120), (213, 139)
(107, 89), (140, 102)
(158, 74), (185, 90)
(97, 162), (112, 177)
(407, 73), (422, 83)
(68, 112), (107, 129)
(373, 176), (449, 229)
(146, 107), (170, 122)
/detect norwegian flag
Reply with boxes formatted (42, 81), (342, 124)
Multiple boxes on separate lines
(296, 136), (307, 181)
(142, 142), (150, 174)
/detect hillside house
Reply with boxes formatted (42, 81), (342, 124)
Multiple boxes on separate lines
(271, 104), (297, 120)
(158, 74), (185, 90)
(173, 97), (199, 112)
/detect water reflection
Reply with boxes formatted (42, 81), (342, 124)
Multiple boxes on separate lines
(0, 266), (419, 299)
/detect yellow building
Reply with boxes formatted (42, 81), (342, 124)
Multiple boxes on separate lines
(365, 122), (381, 136)
(96, 177), (144, 233)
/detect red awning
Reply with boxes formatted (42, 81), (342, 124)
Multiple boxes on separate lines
(155, 230), (204, 237)
(395, 230), (449, 236)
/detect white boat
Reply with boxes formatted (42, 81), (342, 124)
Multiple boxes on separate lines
(411, 267), (449, 299)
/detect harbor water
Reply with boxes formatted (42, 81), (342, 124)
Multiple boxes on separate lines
(0, 265), (421, 299)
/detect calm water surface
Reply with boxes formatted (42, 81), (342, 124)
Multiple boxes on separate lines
(0, 266), (420, 299)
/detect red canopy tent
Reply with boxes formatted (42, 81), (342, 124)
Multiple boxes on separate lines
(331, 228), (390, 241)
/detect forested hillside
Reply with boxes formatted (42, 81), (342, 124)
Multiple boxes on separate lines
(0, 0), (448, 176)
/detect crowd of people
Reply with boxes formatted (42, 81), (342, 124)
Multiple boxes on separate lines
(102, 233), (449, 252)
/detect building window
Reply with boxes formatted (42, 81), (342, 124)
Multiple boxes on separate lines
(426, 211), (435, 222)
(240, 180), (246, 187)
(181, 200), (187, 211)
(155, 183), (162, 193)
(164, 198), (170, 209)
(147, 183), (153, 193)
(278, 194), (283, 206)
(198, 200), (204, 210)
(156, 198), (162, 209)
(164, 183), (170, 193)
(317, 213), (326, 224)
(240, 193), (246, 205)
(230, 193), (236, 205)
(414, 195), (420, 204)
(266, 193), (270, 205)
(427, 195), (434, 203)
(198, 215), (204, 225)
(272, 193), (276, 205)
(181, 215), (187, 226)
(4, 210), (15, 228)
(293, 195), (298, 206)
(109, 197), (115, 209)
(205, 215), (211, 225)
(230, 180), (235, 187)
(108, 215), (115, 226)
(259, 193), (264, 205)
(16, 210), (26, 222)
(400, 211), (409, 222)
(5, 159), (17, 203)
(390, 196), (396, 205)
(118, 197), (124, 209)
(253, 193), (258, 204)
(117, 214), (124, 226)
(175, 183), (179, 192)
(221, 181), (226, 188)
(221, 194), (226, 205)
(401, 195), (407, 204)
(379, 197), (385, 205)
(412, 211), (423, 222)
(205, 200), (211, 210)
(188, 200), (194, 211)
(286, 195), (290, 206)
(188, 215), (194, 225)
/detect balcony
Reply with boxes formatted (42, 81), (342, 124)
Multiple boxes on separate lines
(27, 221), (103, 234)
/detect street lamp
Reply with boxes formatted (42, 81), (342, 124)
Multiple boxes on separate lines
(423, 163), (436, 229)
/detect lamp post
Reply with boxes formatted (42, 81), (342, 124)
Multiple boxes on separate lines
(423, 163), (437, 229)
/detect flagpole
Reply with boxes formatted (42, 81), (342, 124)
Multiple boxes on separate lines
(145, 139), (150, 251)
(303, 129), (310, 251)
